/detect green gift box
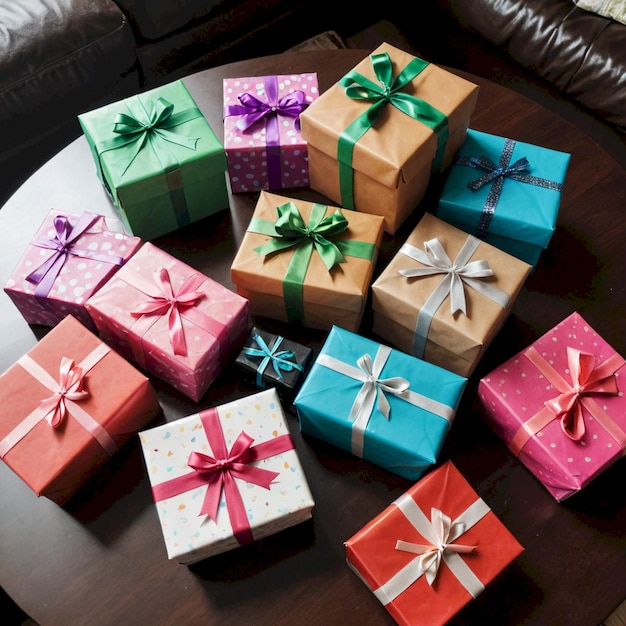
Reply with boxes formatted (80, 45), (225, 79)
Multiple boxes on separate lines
(437, 129), (570, 267)
(79, 80), (229, 240)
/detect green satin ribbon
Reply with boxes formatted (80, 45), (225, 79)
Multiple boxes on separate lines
(337, 52), (449, 209)
(249, 202), (376, 324)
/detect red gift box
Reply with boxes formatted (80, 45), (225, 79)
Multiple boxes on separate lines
(345, 461), (523, 626)
(0, 315), (161, 504)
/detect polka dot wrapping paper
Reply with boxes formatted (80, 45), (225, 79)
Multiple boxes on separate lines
(85, 241), (250, 402)
(478, 311), (626, 501)
(223, 73), (318, 193)
(4, 209), (142, 331)
(139, 387), (315, 564)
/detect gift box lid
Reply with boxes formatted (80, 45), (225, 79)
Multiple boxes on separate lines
(438, 129), (570, 248)
(345, 460), (524, 626)
(230, 191), (384, 317)
(294, 326), (467, 479)
(78, 79), (226, 205)
(300, 42), (479, 190)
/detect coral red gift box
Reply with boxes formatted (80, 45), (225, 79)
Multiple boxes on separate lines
(345, 461), (523, 626)
(4, 209), (141, 330)
(478, 311), (626, 501)
(85, 241), (250, 401)
(0, 315), (161, 504)
(223, 73), (318, 192)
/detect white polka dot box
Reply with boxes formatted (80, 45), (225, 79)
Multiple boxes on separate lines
(222, 73), (318, 193)
(84, 241), (250, 402)
(3, 209), (142, 331)
(138, 387), (315, 564)
(477, 311), (626, 501)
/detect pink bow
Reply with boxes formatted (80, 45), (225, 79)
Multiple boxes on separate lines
(545, 347), (619, 441)
(131, 268), (204, 356)
(38, 356), (89, 428)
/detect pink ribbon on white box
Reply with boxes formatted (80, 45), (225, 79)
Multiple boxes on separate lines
(150, 406), (295, 546)
(372, 492), (490, 606)
(509, 345), (626, 456)
(0, 343), (118, 458)
(123, 266), (232, 364)
(316, 344), (455, 456)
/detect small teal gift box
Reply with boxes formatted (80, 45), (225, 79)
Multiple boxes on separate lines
(79, 80), (229, 240)
(294, 326), (467, 480)
(437, 129), (570, 267)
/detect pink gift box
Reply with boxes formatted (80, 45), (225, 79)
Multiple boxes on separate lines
(4, 210), (142, 330)
(223, 73), (319, 193)
(85, 242), (250, 401)
(478, 311), (626, 501)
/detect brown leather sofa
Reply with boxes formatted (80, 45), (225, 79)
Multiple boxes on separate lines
(1, 0), (624, 207)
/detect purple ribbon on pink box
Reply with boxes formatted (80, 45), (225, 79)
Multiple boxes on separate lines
(224, 75), (309, 189)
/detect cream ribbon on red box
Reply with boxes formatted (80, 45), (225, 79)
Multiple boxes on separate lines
(373, 492), (490, 606)
(0, 343), (117, 458)
(316, 344), (454, 456)
(509, 345), (626, 456)
(398, 235), (510, 358)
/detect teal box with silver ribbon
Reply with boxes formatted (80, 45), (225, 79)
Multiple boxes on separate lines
(437, 129), (570, 267)
(79, 79), (229, 240)
(294, 325), (467, 481)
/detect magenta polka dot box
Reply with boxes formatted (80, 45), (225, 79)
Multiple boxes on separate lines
(3, 209), (141, 331)
(478, 311), (626, 501)
(222, 73), (318, 193)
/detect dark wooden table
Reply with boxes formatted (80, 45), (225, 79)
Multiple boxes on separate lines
(1, 49), (625, 626)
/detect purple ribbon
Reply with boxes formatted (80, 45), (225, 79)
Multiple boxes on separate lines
(26, 213), (124, 298)
(224, 76), (309, 188)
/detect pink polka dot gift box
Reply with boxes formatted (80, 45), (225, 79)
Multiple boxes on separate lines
(85, 241), (250, 402)
(478, 311), (626, 501)
(4, 209), (142, 331)
(223, 73), (318, 193)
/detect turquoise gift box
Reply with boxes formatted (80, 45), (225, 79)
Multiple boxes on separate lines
(437, 129), (570, 267)
(78, 79), (229, 240)
(294, 326), (467, 480)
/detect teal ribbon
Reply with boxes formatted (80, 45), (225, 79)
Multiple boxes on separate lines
(243, 332), (303, 387)
(337, 52), (449, 209)
(249, 202), (376, 324)
(95, 96), (203, 228)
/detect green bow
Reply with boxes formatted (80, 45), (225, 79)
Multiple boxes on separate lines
(337, 52), (449, 208)
(97, 96), (202, 177)
(249, 202), (376, 324)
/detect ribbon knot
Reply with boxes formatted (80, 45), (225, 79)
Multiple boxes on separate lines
(544, 347), (620, 441)
(466, 156), (531, 190)
(130, 267), (205, 357)
(395, 507), (477, 586)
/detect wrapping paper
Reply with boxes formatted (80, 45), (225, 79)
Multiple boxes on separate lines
(478, 311), (626, 501)
(139, 387), (315, 564)
(437, 129), (570, 267)
(300, 42), (479, 234)
(371, 212), (531, 377)
(85, 242), (249, 401)
(235, 326), (313, 393)
(230, 191), (383, 332)
(294, 326), (467, 480)
(345, 461), (523, 626)
(4, 210), (141, 330)
(78, 79), (229, 240)
(223, 73), (319, 192)
(0, 315), (161, 504)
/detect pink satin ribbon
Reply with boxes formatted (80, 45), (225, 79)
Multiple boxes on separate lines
(0, 343), (117, 458)
(126, 267), (232, 365)
(151, 407), (295, 545)
(509, 346), (626, 456)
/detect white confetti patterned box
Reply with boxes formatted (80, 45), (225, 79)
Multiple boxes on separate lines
(139, 388), (315, 564)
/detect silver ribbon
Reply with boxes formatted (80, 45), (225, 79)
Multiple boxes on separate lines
(316, 344), (454, 456)
(399, 235), (511, 358)
(373, 493), (489, 605)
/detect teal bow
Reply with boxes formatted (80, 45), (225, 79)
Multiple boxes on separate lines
(243, 332), (303, 387)
(337, 52), (449, 208)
